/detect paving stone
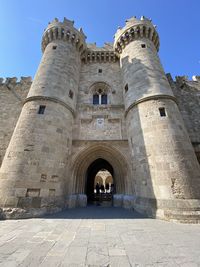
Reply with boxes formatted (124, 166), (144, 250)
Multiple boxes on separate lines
(61, 246), (87, 266)
(108, 248), (126, 256)
(0, 206), (199, 266)
(109, 256), (131, 267)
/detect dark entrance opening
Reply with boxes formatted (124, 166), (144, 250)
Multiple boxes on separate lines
(86, 158), (114, 204)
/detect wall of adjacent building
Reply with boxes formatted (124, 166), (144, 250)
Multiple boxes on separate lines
(0, 78), (31, 166)
(167, 74), (200, 163)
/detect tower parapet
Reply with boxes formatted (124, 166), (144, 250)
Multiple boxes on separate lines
(42, 17), (86, 54)
(114, 16), (159, 54)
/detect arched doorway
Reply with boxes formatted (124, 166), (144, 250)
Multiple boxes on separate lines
(86, 158), (114, 203)
(71, 143), (133, 201)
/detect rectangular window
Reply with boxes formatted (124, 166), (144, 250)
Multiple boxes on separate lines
(159, 107), (166, 117)
(101, 94), (107, 104)
(98, 69), (102, 73)
(93, 94), (99, 105)
(38, 105), (46, 114)
(52, 46), (57, 50)
(141, 44), (146, 48)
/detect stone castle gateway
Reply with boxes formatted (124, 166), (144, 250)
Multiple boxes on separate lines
(0, 16), (200, 222)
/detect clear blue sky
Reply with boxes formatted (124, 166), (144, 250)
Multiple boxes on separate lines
(0, 0), (199, 79)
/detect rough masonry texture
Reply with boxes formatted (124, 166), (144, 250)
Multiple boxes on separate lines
(0, 16), (200, 222)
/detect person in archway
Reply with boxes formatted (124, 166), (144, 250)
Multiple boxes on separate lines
(105, 183), (109, 193)
(95, 182), (100, 195)
(111, 183), (114, 194)
(100, 184), (105, 193)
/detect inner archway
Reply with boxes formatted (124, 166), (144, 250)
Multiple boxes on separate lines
(94, 170), (113, 193)
(86, 158), (114, 203)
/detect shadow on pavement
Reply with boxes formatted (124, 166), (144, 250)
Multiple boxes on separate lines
(43, 205), (148, 220)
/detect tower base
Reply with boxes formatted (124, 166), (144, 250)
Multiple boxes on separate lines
(134, 197), (200, 223)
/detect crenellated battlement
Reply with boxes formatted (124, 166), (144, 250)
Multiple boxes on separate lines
(114, 15), (159, 54)
(48, 17), (75, 27)
(87, 42), (113, 51)
(0, 77), (32, 86)
(81, 42), (118, 63)
(166, 73), (200, 90)
(175, 75), (200, 83)
(42, 17), (87, 54)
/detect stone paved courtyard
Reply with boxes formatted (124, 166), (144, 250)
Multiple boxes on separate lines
(0, 206), (200, 267)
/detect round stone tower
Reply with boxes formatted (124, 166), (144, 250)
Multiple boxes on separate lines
(114, 16), (200, 222)
(0, 18), (86, 218)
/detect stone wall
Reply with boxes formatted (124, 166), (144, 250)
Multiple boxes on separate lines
(0, 77), (31, 165)
(73, 61), (127, 140)
(167, 74), (200, 163)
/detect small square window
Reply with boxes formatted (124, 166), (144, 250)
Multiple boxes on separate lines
(52, 46), (57, 50)
(38, 105), (46, 114)
(159, 107), (166, 117)
(69, 90), (74, 99)
(98, 69), (102, 73)
(141, 44), (146, 48)
(125, 84), (128, 93)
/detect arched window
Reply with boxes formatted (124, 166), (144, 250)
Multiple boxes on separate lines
(93, 88), (107, 105)
(89, 82), (110, 105)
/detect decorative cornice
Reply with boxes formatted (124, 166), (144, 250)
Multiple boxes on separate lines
(24, 96), (75, 117)
(124, 95), (177, 117)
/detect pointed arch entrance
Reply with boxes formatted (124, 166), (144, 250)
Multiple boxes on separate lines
(71, 143), (133, 204)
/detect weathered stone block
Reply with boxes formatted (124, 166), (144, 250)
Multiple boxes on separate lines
(66, 194), (77, 208)
(17, 197), (32, 208)
(32, 197), (41, 208)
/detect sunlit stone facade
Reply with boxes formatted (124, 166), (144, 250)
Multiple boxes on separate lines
(0, 16), (200, 222)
